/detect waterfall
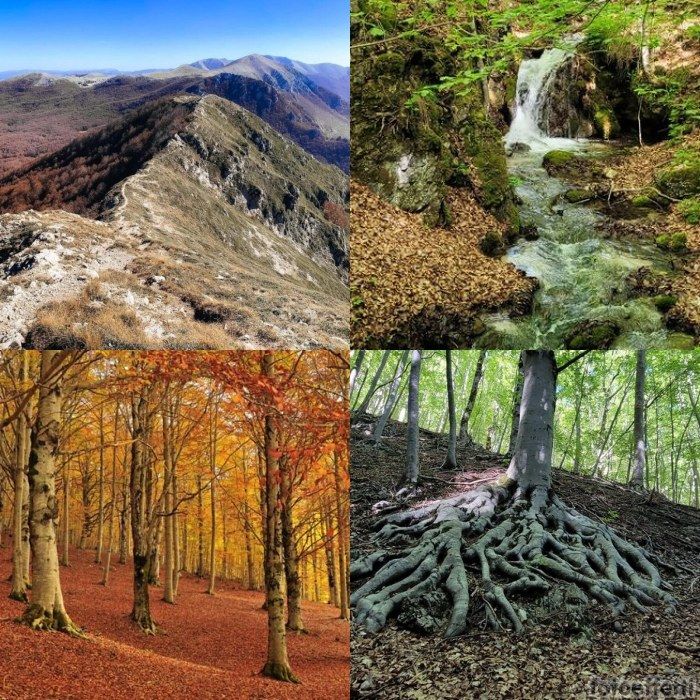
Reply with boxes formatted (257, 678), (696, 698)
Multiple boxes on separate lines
(505, 45), (579, 151)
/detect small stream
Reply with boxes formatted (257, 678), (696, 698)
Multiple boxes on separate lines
(477, 45), (692, 349)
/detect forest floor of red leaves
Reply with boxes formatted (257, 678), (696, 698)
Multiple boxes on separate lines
(0, 544), (349, 699)
(351, 414), (700, 699)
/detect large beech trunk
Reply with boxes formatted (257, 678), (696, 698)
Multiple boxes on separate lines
(130, 389), (156, 634)
(260, 352), (298, 683)
(352, 350), (674, 638)
(20, 351), (82, 636)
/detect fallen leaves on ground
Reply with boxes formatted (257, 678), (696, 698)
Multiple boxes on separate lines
(350, 181), (536, 347)
(0, 546), (349, 700)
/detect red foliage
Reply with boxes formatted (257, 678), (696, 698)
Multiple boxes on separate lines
(0, 544), (349, 699)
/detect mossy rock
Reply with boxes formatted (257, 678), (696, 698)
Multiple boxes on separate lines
(655, 161), (700, 199)
(479, 230), (505, 257)
(652, 294), (678, 313)
(543, 150), (575, 169)
(565, 320), (620, 349)
(631, 194), (656, 208)
(667, 332), (696, 350)
(677, 197), (700, 224)
(656, 232), (687, 252)
(563, 188), (591, 203)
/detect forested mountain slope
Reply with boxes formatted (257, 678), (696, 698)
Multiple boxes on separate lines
(0, 95), (348, 349)
(0, 57), (349, 175)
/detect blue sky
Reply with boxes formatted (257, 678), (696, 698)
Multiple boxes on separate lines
(0, 0), (349, 70)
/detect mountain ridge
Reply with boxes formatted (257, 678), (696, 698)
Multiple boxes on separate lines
(0, 94), (348, 349)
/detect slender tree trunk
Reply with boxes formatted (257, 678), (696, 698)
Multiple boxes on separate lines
(196, 473), (205, 577)
(242, 456), (255, 589)
(403, 350), (422, 485)
(102, 407), (119, 586)
(629, 350), (647, 488)
(443, 350), (458, 469)
(261, 352), (298, 683)
(349, 350), (365, 396)
(10, 353), (30, 601)
(162, 397), (175, 603)
(323, 504), (338, 606)
(21, 351), (82, 636)
(95, 407), (105, 564)
(373, 351), (408, 444)
(281, 465), (305, 632)
(333, 450), (349, 620)
(459, 350), (486, 446)
(353, 351), (389, 418)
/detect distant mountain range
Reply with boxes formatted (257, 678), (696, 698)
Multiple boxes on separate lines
(0, 54), (350, 99)
(0, 95), (348, 349)
(0, 54), (349, 175)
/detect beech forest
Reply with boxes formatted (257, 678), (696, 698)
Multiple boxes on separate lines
(0, 350), (350, 699)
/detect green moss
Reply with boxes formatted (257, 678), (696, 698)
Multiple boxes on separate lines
(479, 230), (505, 257)
(651, 294), (678, 312)
(655, 161), (700, 199)
(563, 188), (591, 203)
(565, 321), (620, 349)
(593, 107), (620, 140)
(542, 150), (575, 169)
(677, 197), (700, 224)
(657, 232), (688, 252)
(631, 194), (655, 208)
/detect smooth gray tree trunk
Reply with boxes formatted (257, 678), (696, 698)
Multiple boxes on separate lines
(506, 350), (557, 494)
(373, 351), (408, 444)
(458, 350), (486, 446)
(629, 350), (647, 488)
(403, 351), (422, 485)
(443, 350), (458, 469)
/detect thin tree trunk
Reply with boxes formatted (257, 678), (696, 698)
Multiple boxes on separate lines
(403, 350), (422, 485)
(10, 352), (30, 601)
(353, 351), (390, 419)
(281, 465), (304, 632)
(95, 406), (105, 564)
(333, 450), (349, 620)
(459, 350), (486, 446)
(373, 351), (408, 444)
(162, 395), (175, 603)
(349, 350), (365, 395)
(207, 401), (218, 595)
(130, 388), (156, 634)
(443, 350), (458, 469)
(101, 406), (119, 586)
(508, 352), (525, 455)
(629, 350), (647, 488)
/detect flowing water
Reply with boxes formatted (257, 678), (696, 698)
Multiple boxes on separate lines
(478, 46), (691, 349)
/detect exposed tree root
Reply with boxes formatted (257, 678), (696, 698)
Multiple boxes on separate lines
(19, 603), (86, 638)
(131, 609), (157, 635)
(351, 481), (675, 637)
(261, 662), (300, 683)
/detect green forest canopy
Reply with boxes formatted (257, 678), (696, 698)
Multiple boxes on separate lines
(351, 350), (700, 506)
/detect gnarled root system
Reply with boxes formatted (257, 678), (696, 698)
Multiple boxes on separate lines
(351, 482), (674, 637)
